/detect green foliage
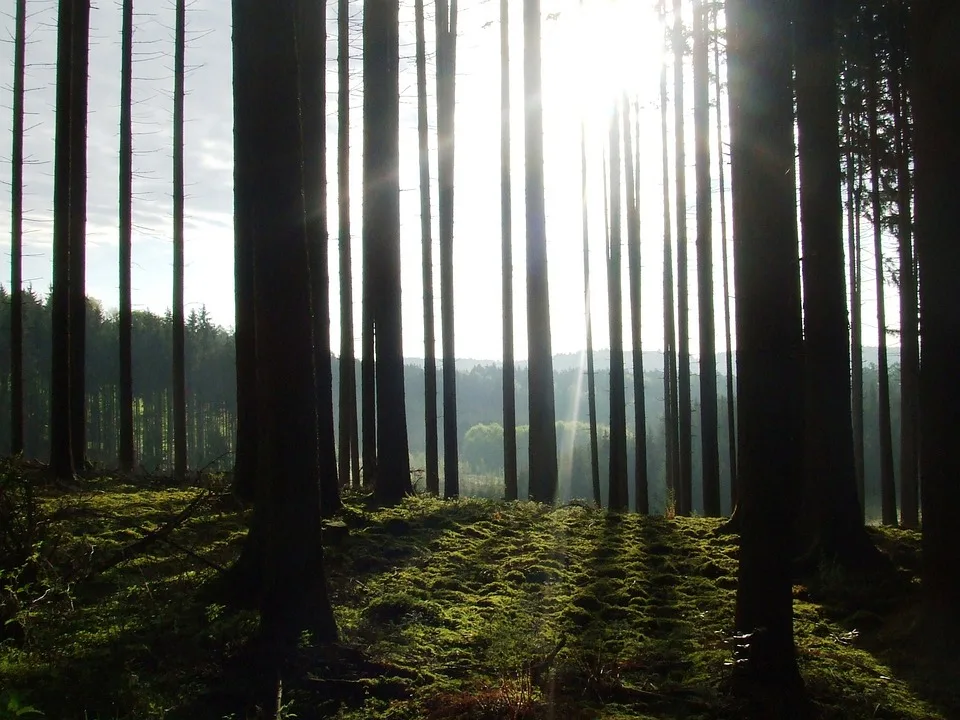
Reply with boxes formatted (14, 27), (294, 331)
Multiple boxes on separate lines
(0, 480), (953, 719)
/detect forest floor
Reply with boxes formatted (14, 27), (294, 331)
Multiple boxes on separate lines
(0, 467), (956, 720)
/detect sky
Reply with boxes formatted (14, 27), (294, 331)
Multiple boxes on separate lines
(0, 0), (903, 362)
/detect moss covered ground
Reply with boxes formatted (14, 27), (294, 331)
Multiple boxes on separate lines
(0, 473), (955, 719)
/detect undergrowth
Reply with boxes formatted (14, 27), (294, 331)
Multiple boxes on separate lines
(0, 466), (954, 720)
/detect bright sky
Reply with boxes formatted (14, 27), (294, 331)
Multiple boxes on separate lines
(0, 0), (902, 361)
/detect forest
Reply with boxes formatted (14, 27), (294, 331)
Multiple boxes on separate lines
(1, 0), (958, 718)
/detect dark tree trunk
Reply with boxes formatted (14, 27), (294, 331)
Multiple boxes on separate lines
(693, 0), (719, 517)
(606, 108), (629, 513)
(68, 0), (90, 473)
(659, 0), (679, 509)
(415, 0), (439, 496)
(581, 122), (601, 508)
(173, 0), (187, 484)
(673, 0), (692, 517)
(501, 0), (518, 502)
(302, 0), (342, 515)
(337, 0), (359, 491)
(727, 0), (807, 704)
(365, 0), (412, 506)
(233, 0), (338, 656)
(523, 0), (558, 504)
(10, 0), (26, 455)
(912, 0), (960, 642)
(891, 15), (919, 529)
(622, 99), (647, 514)
(118, 0), (135, 472)
(51, 0), (77, 478)
(795, 0), (880, 568)
(712, 1), (737, 509)
(843, 70), (865, 522)
(867, 35), (897, 527)
(436, 0), (459, 499)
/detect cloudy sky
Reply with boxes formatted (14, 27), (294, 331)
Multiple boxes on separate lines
(0, 0), (899, 361)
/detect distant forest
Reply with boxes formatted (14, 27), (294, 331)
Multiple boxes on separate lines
(0, 287), (901, 517)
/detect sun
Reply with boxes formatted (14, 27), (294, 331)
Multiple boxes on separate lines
(543, 0), (664, 132)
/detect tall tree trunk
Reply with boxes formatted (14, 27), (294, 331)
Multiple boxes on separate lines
(693, 0), (719, 516)
(622, 98), (647, 514)
(118, 0), (135, 472)
(727, 0), (807, 701)
(415, 0), (439, 496)
(867, 35), (897, 527)
(659, 0), (679, 508)
(233, 0), (338, 658)
(796, 0), (880, 568)
(843, 70), (865, 522)
(303, 0), (342, 514)
(436, 0), (459, 498)
(365, 0), (412, 506)
(68, 0), (90, 473)
(501, 0), (518, 501)
(712, 0), (737, 509)
(606, 108), (629, 512)
(891, 17), (919, 529)
(10, 0), (26, 456)
(172, 0), (187, 483)
(51, 0), (76, 478)
(673, 0), (692, 516)
(337, 0), (359, 491)
(581, 122), (601, 508)
(912, 0), (960, 643)
(523, 0), (558, 504)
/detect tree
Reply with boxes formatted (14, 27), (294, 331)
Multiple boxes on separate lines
(232, 0), (337, 658)
(912, 0), (960, 642)
(118, 0), (135, 472)
(795, 0), (880, 567)
(10, 0), (26, 455)
(365, 0), (412, 505)
(501, 0), (518, 501)
(580, 122), (601, 508)
(415, 0), (439, 496)
(523, 0), (558, 503)
(693, 0), (719, 517)
(436, 0), (459, 499)
(659, 0), (679, 506)
(337, 0), (361, 490)
(867, 27), (897, 527)
(712, 0), (737, 507)
(673, 0), (692, 516)
(622, 97), (648, 514)
(606, 107), (629, 512)
(727, 0), (807, 703)
(303, 0), (342, 514)
(173, 0), (187, 484)
(890, 4), (919, 530)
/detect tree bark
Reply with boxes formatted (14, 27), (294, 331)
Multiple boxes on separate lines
(415, 0), (440, 496)
(912, 0), (960, 642)
(622, 99), (648, 514)
(523, 0), (558, 504)
(501, 0), (518, 502)
(693, 0), (720, 517)
(10, 0), (26, 456)
(727, 0), (807, 703)
(173, 0), (187, 484)
(365, 0), (412, 505)
(118, 0), (135, 473)
(606, 109), (629, 513)
(673, 0), (692, 517)
(867, 31), (898, 527)
(581, 122), (601, 508)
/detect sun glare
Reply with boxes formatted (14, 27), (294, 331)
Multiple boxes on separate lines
(546, 0), (664, 130)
